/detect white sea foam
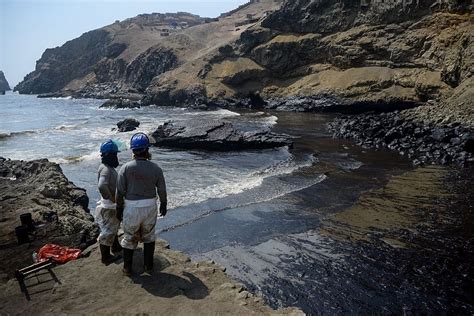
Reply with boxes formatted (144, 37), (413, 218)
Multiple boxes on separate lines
(168, 176), (264, 209)
(168, 153), (318, 209)
(53, 120), (88, 131)
(184, 108), (240, 118)
(52, 151), (101, 164)
(0, 130), (38, 140)
(260, 115), (278, 127)
(251, 153), (316, 177)
(160, 173), (327, 233)
(211, 109), (241, 117)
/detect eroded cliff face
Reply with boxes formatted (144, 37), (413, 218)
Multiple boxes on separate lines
(0, 71), (10, 92)
(14, 13), (207, 95)
(15, 0), (473, 122)
(137, 1), (472, 118)
(14, 30), (112, 94)
(192, 0), (473, 113)
(262, 0), (470, 33)
(14, 1), (283, 98)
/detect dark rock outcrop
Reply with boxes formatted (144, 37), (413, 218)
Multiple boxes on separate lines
(151, 119), (293, 151)
(15, 30), (112, 94)
(143, 0), (472, 113)
(265, 95), (420, 113)
(117, 118), (140, 132)
(125, 47), (178, 92)
(142, 84), (208, 107)
(329, 112), (474, 166)
(262, 0), (470, 34)
(92, 46), (177, 93)
(0, 157), (98, 277)
(100, 98), (140, 109)
(0, 71), (10, 92)
(14, 12), (208, 96)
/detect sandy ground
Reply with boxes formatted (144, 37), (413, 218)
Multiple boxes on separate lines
(0, 239), (302, 315)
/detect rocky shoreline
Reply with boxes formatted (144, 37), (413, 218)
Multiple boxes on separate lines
(329, 111), (474, 166)
(0, 157), (301, 315)
(0, 158), (98, 279)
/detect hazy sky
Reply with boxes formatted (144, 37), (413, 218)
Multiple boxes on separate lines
(0, 0), (248, 88)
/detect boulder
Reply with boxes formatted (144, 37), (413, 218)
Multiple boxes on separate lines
(151, 119), (293, 151)
(117, 118), (140, 132)
(100, 98), (140, 109)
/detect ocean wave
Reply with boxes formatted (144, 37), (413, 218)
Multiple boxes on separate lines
(1, 120), (90, 140)
(233, 112), (278, 128)
(0, 130), (38, 140)
(52, 151), (101, 164)
(49, 96), (72, 100)
(168, 176), (263, 210)
(160, 173), (327, 233)
(211, 109), (241, 117)
(184, 109), (240, 118)
(53, 120), (89, 131)
(261, 115), (278, 126)
(251, 154), (316, 177)
(168, 153), (317, 210)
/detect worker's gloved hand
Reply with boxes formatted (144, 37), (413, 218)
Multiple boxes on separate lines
(159, 202), (167, 217)
(116, 206), (124, 221)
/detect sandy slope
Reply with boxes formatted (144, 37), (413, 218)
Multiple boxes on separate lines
(0, 239), (302, 315)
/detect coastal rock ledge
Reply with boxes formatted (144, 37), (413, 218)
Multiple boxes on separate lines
(0, 157), (98, 278)
(151, 119), (293, 151)
(329, 112), (474, 166)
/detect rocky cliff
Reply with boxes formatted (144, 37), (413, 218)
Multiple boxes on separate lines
(0, 71), (10, 92)
(16, 0), (473, 127)
(193, 0), (473, 112)
(15, 1), (282, 98)
(144, 0), (472, 127)
(14, 12), (208, 95)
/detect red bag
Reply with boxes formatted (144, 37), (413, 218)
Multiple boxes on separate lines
(37, 244), (82, 264)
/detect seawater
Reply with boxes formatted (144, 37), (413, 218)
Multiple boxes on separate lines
(0, 92), (323, 232)
(4, 92), (466, 314)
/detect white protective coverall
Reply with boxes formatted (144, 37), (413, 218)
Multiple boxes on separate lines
(116, 159), (167, 250)
(95, 164), (120, 246)
(121, 198), (157, 249)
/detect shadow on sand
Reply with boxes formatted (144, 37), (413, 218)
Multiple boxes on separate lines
(130, 248), (209, 299)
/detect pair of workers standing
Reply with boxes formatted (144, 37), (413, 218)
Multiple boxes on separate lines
(95, 132), (167, 276)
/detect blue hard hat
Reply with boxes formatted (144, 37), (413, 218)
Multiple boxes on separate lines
(130, 132), (150, 151)
(100, 139), (119, 154)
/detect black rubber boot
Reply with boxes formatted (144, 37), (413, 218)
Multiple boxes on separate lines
(100, 244), (117, 265)
(111, 236), (123, 254)
(144, 242), (155, 274)
(123, 248), (134, 277)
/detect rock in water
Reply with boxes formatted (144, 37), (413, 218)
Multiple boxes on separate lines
(0, 71), (10, 93)
(117, 118), (140, 132)
(100, 98), (140, 109)
(151, 119), (293, 151)
(0, 157), (98, 277)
